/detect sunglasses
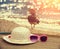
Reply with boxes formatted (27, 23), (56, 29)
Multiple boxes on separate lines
(30, 34), (47, 42)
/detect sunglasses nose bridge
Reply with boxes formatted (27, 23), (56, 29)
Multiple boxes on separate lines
(37, 35), (40, 41)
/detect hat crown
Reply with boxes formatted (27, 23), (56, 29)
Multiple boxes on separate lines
(11, 27), (31, 41)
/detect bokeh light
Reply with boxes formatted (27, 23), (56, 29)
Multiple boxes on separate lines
(28, 0), (60, 19)
(31, 0), (60, 10)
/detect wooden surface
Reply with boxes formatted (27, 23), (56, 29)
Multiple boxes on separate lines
(0, 34), (60, 49)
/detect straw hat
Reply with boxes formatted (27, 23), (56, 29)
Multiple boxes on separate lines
(3, 27), (37, 44)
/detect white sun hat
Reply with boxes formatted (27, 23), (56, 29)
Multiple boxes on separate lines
(3, 27), (38, 44)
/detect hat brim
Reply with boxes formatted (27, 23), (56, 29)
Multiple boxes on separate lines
(3, 35), (37, 44)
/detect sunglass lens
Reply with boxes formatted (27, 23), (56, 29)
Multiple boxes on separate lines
(30, 36), (38, 41)
(40, 36), (47, 42)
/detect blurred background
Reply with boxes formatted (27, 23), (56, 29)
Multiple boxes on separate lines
(0, 0), (60, 19)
